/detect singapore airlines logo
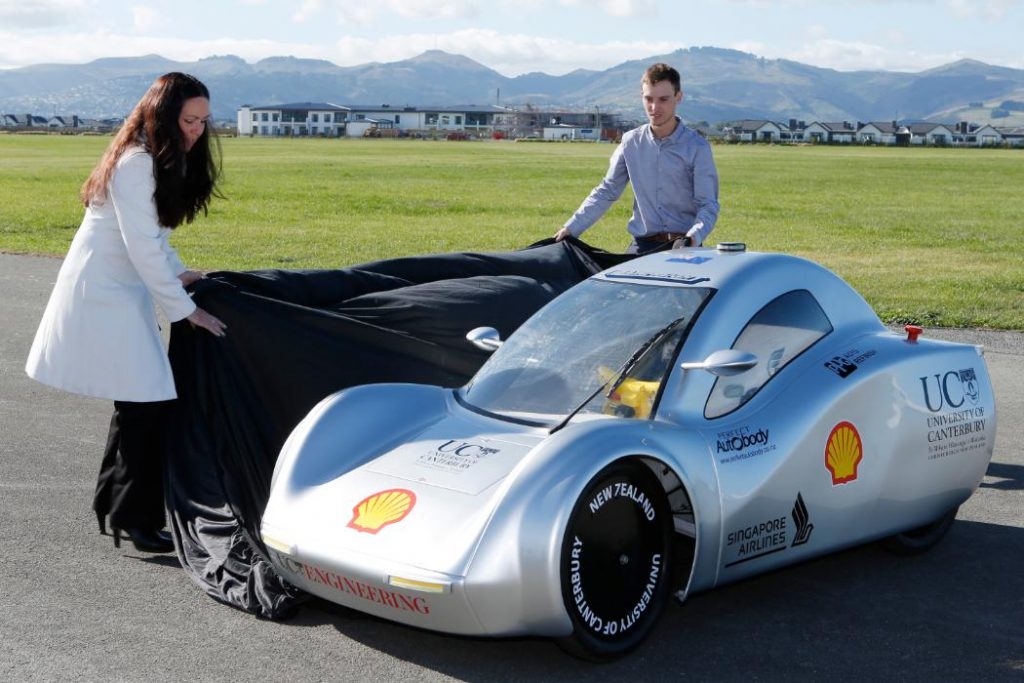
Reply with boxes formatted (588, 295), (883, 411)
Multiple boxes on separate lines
(791, 493), (813, 546)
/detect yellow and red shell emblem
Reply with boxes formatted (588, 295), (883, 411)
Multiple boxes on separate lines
(347, 489), (416, 534)
(825, 421), (863, 485)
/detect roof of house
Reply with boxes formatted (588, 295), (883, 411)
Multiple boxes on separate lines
(346, 104), (511, 114)
(908, 122), (952, 134)
(247, 102), (350, 112)
(860, 121), (900, 133)
(817, 122), (857, 132)
(729, 119), (779, 133)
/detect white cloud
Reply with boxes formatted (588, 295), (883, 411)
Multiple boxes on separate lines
(0, 30), (325, 70)
(387, 0), (480, 20)
(1, 11), (1022, 74)
(292, 0), (323, 23)
(722, 0), (1022, 21)
(503, 0), (656, 16)
(0, 0), (84, 28)
(945, 0), (1019, 20)
(291, 0), (480, 24)
(600, 0), (657, 17)
(805, 25), (828, 40)
(779, 37), (970, 72)
(132, 5), (161, 32)
(290, 0), (654, 24)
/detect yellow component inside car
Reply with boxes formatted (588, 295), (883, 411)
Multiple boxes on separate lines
(597, 366), (662, 419)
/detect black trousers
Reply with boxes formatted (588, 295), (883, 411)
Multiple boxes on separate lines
(92, 399), (174, 530)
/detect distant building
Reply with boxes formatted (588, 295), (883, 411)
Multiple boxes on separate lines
(907, 123), (954, 145)
(856, 121), (900, 145)
(725, 120), (783, 142)
(47, 115), (82, 129)
(542, 124), (601, 141)
(235, 102), (622, 138)
(804, 121), (857, 144)
(995, 126), (1024, 146)
(346, 104), (516, 135)
(237, 102), (349, 137)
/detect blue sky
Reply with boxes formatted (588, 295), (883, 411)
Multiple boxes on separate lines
(1, 0), (1021, 75)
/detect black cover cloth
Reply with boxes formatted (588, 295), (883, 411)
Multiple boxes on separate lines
(165, 239), (634, 618)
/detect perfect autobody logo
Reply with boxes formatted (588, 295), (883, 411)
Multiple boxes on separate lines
(824, 347), (877, 378)
(716, 425), (775, 464)
(725, 492), (813, 567)
(417, 439), (501, 473)
(920, 367), (988, 460)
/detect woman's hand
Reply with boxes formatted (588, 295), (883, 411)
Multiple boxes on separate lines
(187, 306), (227, 337)
(178, 270), (205, 287)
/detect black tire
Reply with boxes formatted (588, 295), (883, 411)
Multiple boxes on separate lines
(880, 506), (959, 556)
(558, 460), (673, 661)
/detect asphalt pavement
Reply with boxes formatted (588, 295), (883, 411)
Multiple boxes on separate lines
(1, 252), (1022, 682)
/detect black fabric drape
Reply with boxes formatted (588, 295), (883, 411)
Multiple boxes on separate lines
(165, 239), (635, 618)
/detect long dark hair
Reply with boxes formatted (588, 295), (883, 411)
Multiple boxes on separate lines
(81, 72), (221, 228)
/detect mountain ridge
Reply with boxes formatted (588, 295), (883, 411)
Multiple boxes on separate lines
(1, 48), (1022, 126)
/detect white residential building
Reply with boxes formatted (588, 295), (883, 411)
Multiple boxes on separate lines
(856, 122), (900, 145)
(542, 124), (601, 141)
(237, 102), (350, 137)
(726, 120), (783, 142)
(908, 123), (955, 145)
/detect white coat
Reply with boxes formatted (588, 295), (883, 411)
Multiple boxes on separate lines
(25, 147), (198, 402)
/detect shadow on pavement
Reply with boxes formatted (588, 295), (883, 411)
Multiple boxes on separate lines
(982, 461), (1024, 491)
(262, 519), (1024, 682)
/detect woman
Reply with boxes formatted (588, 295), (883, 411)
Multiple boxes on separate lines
(26, 72), (227, 553)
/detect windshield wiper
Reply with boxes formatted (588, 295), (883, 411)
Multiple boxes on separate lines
(548, 316), (689, 434)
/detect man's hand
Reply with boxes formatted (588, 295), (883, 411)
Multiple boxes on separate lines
(178, 270), (205, 287)
(186, 306), (227, 337)
(553, 227), (572, 242)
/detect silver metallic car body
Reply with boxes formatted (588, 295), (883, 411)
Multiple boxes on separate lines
(261, 246), (997, 641)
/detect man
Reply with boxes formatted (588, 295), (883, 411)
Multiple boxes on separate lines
(554, 63), (720, 253)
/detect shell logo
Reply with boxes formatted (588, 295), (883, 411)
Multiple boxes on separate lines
(347, 489), (417, 534)
(825, 421), (863, 486)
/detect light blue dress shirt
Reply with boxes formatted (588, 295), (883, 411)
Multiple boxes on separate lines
(564, 117), (720, 246)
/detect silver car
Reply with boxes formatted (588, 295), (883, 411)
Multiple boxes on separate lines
(261, 244), (997, 659)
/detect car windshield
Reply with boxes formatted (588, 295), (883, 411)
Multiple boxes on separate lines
(459, 279), (712, 424)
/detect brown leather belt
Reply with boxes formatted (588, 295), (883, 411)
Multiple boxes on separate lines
(645, 232), (689, 244)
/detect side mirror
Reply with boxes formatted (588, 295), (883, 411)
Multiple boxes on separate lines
(467, 326), (503, 352)
(681, 349), (758, 376)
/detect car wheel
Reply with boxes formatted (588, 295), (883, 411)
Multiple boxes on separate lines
(558, 460), (672, 660)
(880, 506), (959, 556)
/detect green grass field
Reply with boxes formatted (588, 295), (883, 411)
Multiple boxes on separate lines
(1, 134), (1021, 328)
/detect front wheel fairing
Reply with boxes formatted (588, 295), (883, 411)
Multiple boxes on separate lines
(264, 384), (547, 577)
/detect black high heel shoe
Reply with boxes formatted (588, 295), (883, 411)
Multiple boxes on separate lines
(112, 527), (174, 553)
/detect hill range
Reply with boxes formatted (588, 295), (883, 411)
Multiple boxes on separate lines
(1, 47), (1022, 126)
